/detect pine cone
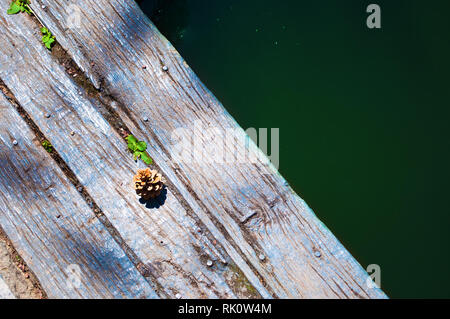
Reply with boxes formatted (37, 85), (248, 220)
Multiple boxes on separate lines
(133, 168), (164, 200)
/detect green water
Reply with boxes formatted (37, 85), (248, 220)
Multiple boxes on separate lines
(139, 0), (450, 298)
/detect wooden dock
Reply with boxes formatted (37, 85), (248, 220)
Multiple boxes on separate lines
(0, 0), (387, 298)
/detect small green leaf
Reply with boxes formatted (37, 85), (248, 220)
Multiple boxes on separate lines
(140, 152), (153, 165)
(7, 0), (31, 15)
(136, 141), (147, 151)
(41, 140), (53, 153)
(126, 135), (138, 152)
(126, 135), (137, 142)
(7, 2), (21, 15)
(7, 8), (20, 15)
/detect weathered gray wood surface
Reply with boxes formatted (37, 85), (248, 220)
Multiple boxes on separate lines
(0, 6), (261, 298)
(0, 93), (157, 298)
(0, 0), (387, 298)
(28, 0), (387, 298)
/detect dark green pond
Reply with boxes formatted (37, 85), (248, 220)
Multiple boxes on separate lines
(138, 0), (450, 298)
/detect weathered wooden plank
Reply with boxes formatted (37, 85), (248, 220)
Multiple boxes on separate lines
(25, 0), (388, 298)
(0, 6), (262, 298)
(0, 93), (157, 298)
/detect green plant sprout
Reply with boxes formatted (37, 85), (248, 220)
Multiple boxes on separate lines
(126, 134), (153, 165)
(7, 0), (32, 15)
(40, 27), (55, 50)
(41, 140), (53, 153)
